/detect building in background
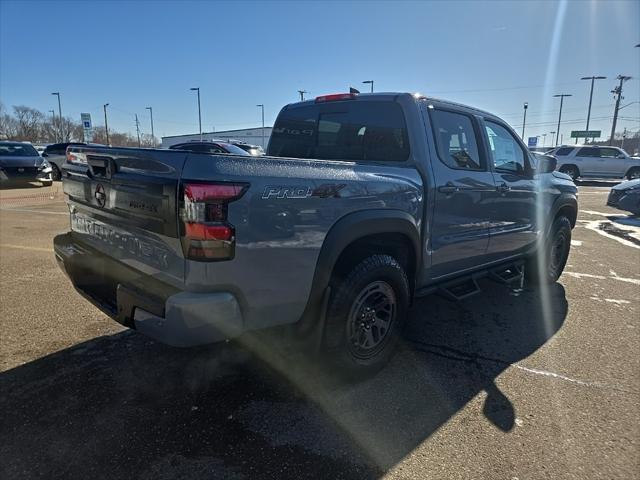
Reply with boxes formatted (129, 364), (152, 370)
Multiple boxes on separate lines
(161, 126), (273, 149)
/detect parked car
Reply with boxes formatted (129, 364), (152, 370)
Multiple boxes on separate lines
(42, 142), (86, 181)
(0, 141), (53, 186)
(607, 178), (640, 216)
(229, 141), (265, 156)
(546, 145), (640, 181)
(54, 92), (577, 377)
(168, 141), (251, 156)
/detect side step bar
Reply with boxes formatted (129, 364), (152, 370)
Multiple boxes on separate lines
(438, 277), (481, 302)
(489, 263), (525, 286)
(418, 261), (526, 302)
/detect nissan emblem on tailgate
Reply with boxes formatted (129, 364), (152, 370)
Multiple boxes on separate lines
(94, 183), (106, 208)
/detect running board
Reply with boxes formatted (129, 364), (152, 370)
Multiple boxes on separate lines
(489, 263), (525, 286)
(438, 277), (481, 302)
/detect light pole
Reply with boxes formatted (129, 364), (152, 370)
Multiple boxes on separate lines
(297, 90), (308, 101)
(48, 110), (56, 142)
(580, 76), (606, 143)
(521, 102), (528, 139)
(362, 80), (374, 93)
(103, 103), (110, 145)
(145, 106), (154, 145)
(542, 133), (547, 148)
(256, 104), (265, 149)
(553, 94), (572, 146)
(190, 87), (202, 141)
(550, 131), (556, 147)
(51, 92), (62, 141)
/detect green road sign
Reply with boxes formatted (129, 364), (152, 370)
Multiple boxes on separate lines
(570, 130), (601, 138)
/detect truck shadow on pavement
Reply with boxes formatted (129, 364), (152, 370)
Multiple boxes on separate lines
(0, 281), (567, 480)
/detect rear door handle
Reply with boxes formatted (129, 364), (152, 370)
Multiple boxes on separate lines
(496, 182), (511, 193)
(438, 183), (459, 194)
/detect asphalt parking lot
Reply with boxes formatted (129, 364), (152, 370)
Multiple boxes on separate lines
(1, 181), (638, 480)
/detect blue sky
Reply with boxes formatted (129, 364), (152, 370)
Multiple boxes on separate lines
(1, 0), (638, 145)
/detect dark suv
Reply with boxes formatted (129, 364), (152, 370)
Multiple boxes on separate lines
(42, 142), (86, 180)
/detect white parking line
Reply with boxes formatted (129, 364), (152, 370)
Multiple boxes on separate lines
(0, 207), (68, 215)
(0, 244), (53, 253)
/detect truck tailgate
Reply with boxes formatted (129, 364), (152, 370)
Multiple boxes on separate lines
(63, 146), (188, 288)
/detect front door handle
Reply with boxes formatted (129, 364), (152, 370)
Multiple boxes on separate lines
(496, 182), (511, 194)
(438, 182), (460, 194)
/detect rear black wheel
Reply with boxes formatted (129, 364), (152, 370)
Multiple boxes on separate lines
(559, 165), (579, 181)
(324, 254), (409, 378)
(527, 216), (572, 284)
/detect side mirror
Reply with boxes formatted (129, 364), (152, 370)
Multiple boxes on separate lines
(537, 155), (557, 174)
(41, 152), (48, 157)
(617, 154), (626, 159)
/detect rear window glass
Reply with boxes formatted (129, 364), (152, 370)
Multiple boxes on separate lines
(555, 147), (574, 156)
(268, 101), (410, 162)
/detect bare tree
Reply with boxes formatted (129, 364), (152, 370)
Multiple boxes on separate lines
(0, 102), (18, 140)
(13, 105), (43, 141)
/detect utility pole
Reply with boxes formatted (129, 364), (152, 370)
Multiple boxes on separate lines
(609, 75), (632, 145)
(362, 80), (374, 93)
(297, 90), (308, 101)
(146, 106), (154, 145)
(256, 104), (265, 149)
(103, 104), (110, 145)
(521, 102), (528, 139)
(553, 94), (572, 146)
(135, 114), (141, 147)
(51, 92), (62, 141)
(190, 87), (202, 141)
(581, 76), (606, 144)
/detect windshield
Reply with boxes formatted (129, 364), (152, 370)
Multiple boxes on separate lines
(221, 143), (252, 156)
(0, 143), (39, 156)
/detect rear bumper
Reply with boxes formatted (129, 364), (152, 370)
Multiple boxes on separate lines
(53, 232), (243, 347)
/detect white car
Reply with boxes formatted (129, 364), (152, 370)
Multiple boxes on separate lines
(547, 145), (640, 181)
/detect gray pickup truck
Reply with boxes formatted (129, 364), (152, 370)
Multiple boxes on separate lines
(54, 92), (578, 376)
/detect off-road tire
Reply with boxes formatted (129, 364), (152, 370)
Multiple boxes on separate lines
(323, 254), (409, 379)
(526, 216), (572, 285)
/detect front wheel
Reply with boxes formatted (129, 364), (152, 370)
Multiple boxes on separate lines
(527, 216), (572, 284)
(50, 163), (61, 181)
(626, 168), (640, 180)
(324, 254), (409, 378)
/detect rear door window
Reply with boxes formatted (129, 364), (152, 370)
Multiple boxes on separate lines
(577, 147), (597, 157)
(268, 101), (410, 162)
(430, 109), (483, 170)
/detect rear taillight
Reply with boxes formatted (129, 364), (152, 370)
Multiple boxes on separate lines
(66, 150), (87, 165)
(315, 93), (358, 103)
(181, 182), (248, 261)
